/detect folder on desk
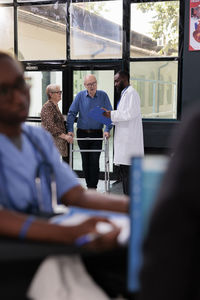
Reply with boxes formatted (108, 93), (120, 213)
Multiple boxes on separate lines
(88, 106), (112, 126)
(50, 207), (130, 246)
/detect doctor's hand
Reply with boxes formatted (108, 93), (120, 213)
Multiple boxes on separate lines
(101, 107), (111, 118)
(74, 217), (121, 252)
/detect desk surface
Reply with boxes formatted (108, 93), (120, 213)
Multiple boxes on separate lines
(0, 208), (129, 262)
(0, 238), (81, 262)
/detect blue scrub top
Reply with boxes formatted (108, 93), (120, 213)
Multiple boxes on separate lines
(0, 124), (80, 214)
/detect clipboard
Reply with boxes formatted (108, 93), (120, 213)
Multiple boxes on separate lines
(88, 106), (112, 126)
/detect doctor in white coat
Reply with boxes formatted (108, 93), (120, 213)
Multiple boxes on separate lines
(103, 70), (144, 195)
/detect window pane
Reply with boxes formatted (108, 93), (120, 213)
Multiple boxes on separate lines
(0, 0), (13, 3)
(18, 4), (66, 60)
(131, 1), (180, 58)
(72, 70), (114, 172)
(0, 7), (14, 54)
(25, 71), (62, 117)
(70, 1), (122, 59)
(18, 0), (50, 2)
(130, 61), (178, 119)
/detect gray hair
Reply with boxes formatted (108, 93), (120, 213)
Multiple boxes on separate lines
(46, 84), (60, 99)
(84, 74), (97, 85)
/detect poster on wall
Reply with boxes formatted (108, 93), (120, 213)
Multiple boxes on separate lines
(189, 0), (200, 51)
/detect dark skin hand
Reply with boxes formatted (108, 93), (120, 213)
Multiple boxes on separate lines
(0, 209), (121, 251)
(77, 217), (121, 252)
(101, 107), (111, 118)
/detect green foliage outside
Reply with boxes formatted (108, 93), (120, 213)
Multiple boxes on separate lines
(76, 2), (109, 16)
(136, 2), (179, 56)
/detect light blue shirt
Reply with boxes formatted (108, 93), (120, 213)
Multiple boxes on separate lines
(0, 124), (79, 214)
(67, 90), (113, 132)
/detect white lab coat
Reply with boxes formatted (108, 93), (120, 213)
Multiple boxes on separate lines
(111, 86), (144, 166)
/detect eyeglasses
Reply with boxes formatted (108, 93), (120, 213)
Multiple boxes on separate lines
(86, 82), (97, 88)
(0, 77), (28, 99)
(52, 91), (62, 94)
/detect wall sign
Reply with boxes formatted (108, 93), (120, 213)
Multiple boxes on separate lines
(189, 0), (200, 51)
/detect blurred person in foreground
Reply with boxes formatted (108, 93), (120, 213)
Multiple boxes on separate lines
(0, 51), (129, 298)
(41, 84), (73, 163)
(139, 103), (200, 300)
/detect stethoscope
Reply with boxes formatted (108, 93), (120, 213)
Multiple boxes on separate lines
(0, 129), (57, 214)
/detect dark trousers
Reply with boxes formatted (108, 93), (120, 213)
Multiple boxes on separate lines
(119, 164), (130, 196)
(82, 247), (129, 298)
(77, 129), (103, 189)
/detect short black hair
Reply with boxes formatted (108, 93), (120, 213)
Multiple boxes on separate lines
(116, 70), (130, 82)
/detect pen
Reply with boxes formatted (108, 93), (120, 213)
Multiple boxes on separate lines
(75, 233), (100, 247)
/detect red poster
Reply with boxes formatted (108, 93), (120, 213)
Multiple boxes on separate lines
(189, 0), (200, 51)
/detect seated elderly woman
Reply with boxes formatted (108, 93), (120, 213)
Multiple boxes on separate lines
(41, 84), (73, 163)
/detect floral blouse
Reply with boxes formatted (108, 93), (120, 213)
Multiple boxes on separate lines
(41, 100), (68, 157)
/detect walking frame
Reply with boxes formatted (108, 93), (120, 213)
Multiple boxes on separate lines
(69, 137), (110, 192)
